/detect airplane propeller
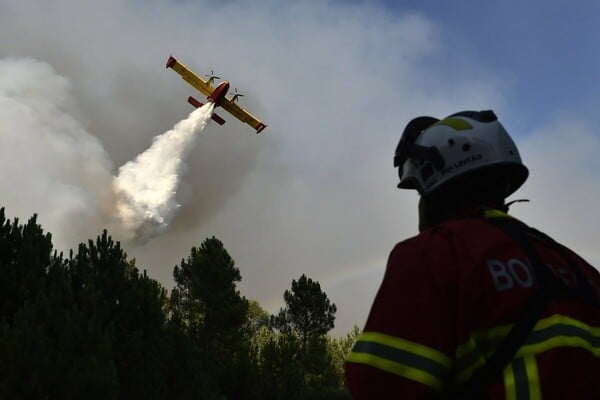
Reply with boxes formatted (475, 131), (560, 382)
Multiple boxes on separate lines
(231, 88), (245, 102)
(204, 69), (221, 81)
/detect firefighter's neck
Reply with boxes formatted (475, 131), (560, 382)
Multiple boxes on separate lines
(418, 197), (506, 232)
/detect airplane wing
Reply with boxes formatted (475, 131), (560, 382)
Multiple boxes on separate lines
(220, 97), (267, 133)
(166, 56), (214, 98)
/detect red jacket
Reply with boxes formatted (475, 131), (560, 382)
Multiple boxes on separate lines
(346, 211), (600, 399)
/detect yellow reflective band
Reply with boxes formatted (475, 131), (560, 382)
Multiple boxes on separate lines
(496, 314), (599, 358)
(503, 362), (517, 400)
(535, 314), (599, 334)
(517, 335), (600, 358)
(431, 117), (473, 131)
(456, 314), (600, 384)
(524, 356), (541, 400)
(346, 352), (446, 390)
(455, 336), (486, 383)
(357, 331), (452, 368)
(503, 356), (541, 400)
(347, 331), (452, 391)
(484, 209), (512, 219)
(470, 314), (598, 349)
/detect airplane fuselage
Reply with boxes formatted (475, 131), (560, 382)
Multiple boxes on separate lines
(166, 54), (267, 133)
(208, 81), (230, 105)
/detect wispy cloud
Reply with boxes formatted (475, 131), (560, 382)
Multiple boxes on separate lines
(515, 118), (600, 267)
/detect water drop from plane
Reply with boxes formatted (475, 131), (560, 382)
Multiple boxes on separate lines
(112, 102), (215, 244)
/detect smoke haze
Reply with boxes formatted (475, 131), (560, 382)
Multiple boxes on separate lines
(1, 1), (599, 335)
(0, 58), (115, 250)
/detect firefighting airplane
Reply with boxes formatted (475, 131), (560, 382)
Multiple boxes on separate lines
(166, 55), (267, 133)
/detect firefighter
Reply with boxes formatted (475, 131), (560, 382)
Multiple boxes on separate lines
(345, 110), (600, 399)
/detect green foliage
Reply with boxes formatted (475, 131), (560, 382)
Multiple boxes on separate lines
(269, 274), (342, 398)
(272, 274), (337, 344)
(0, 209), (118, 399)
(0, 207), (353, 399)
(246, 299), (270, 335)
(0, 208), (53, 323)
(68, 231), (174, 399)
(171, 237), (250, 398)
(248, 326), (351, 399)
(328, 325), (361, 392)
(0, 291), (118, 399)
(257, 332), (304, 400)
(172, 237), (248, 335)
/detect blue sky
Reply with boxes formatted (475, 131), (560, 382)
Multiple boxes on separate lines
(1, 0), (598, 335)
(386, 0), (600, 134)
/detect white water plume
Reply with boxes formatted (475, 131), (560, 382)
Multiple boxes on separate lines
(113, 103), (215, 243)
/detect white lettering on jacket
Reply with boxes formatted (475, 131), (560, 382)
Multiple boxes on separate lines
(487, 258), (534, 292)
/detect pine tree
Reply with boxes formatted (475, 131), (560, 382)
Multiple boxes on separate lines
(0, 208), (53, 322)
(0, 209), (118, 399)
(68, 231), (172, 399)
(272, 274), (337, 353)
(171, 236), (249, 398)
(271, 274), (338, 397)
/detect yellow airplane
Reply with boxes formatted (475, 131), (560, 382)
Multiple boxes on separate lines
(166, 55), (267, 133)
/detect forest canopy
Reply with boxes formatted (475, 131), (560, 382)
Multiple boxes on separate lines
(0, 207), (357, 399)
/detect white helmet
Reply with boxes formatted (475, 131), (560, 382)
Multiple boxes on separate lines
(394, 110), (528, 197)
